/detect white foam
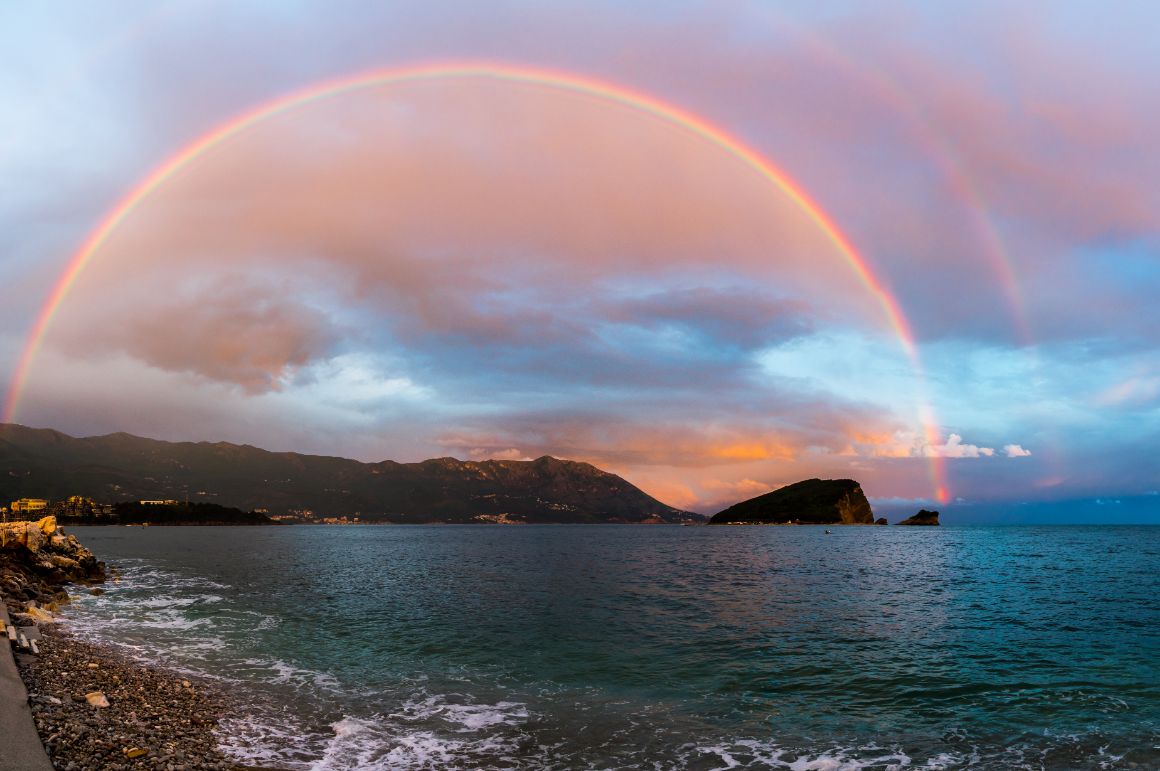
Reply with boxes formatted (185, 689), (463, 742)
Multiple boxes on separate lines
(236, 658), (343, 691)
(390, 694), (529, 732)
(137, 611), (213, 630)
(217, 712), (322, 770)
(1095, 743), (1125, 768)
(133, 593), (223, 608)
(311, 714), (530, 771)
(693, 740), (923, 771)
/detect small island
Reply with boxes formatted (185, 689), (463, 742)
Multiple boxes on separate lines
(708, 478), (874, 525)
(897, 509), (940, 526)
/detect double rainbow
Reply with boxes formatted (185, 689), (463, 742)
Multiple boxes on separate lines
(2, 61), (950, 503)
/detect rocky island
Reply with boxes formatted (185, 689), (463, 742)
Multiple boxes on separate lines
(897, 509), (941, 526)
(707, 478), (875, 525)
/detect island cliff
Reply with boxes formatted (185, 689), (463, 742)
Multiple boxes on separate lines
(708, 478), (874, 525)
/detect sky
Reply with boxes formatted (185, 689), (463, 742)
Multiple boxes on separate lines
(2, 1), (1158, 519)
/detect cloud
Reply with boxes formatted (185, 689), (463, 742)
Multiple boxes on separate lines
(467, 447), (531, 461)
(947, 436), (994, 458)
(41, 76), (883, 400)
(863, 432), (1036, 461)
(924, 434), (993, 458)
(693, 477), (776, 511)
(437, 420), (804, 469)
(607, 286), (814, 351)
(848, 430), (1005, 459)
(103, 281), (339, 393)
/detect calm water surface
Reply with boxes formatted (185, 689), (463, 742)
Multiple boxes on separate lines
(64, 525), (1159, 769)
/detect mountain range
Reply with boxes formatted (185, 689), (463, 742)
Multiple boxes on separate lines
(0, 424), (699, 524)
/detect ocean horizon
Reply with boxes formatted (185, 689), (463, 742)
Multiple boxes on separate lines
(55, 523), (1158, 770)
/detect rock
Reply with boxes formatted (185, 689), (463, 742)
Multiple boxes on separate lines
(26, 604), (55, 623)
(0, 516), (106, 603)
(708, 478), (875, 525)
(123, 747), (148, 759)
(0, 518), (49, 552)
(89, 587), (105, 596)
(49, 555), (82, 572)
(897, 509), (940, 526)
(85, 691), (110, 708)
(875, 517), (888, 525)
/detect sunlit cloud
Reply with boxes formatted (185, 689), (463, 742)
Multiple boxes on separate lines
(467, 448), (532, 462)
(925, 434), (995, 459)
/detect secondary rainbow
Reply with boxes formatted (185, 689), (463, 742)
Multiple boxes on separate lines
(2, 61), (950, 502)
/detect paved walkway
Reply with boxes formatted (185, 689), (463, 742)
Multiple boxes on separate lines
(0, 598), (54, 771)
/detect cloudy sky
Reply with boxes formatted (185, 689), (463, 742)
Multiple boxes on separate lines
(3, 1), (1157, 518)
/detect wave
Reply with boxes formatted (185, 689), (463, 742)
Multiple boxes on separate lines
(218, 694), (536, 771)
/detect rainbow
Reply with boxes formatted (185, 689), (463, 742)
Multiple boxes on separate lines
(2, 61), (950, 502)
(781, 20), (1032, 344)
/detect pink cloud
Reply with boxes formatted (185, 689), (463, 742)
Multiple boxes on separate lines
(43, 76), (892, 380)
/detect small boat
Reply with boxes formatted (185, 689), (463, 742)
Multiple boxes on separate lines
(824, 529), (833, 534)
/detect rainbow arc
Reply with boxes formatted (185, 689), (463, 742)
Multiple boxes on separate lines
(2, 61), (950, 503)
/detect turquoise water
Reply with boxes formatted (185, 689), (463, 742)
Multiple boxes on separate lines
(64, 525), (1158, 769)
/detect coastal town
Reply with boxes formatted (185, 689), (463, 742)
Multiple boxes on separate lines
(0, 496), (371, 525)
(2, 497), (113, 523)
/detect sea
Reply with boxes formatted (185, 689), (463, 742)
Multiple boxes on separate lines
(61, 525), (1158, 770)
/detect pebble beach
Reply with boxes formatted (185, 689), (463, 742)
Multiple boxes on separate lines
(16, 627), (240, 771)
(1, 516), (282, 771)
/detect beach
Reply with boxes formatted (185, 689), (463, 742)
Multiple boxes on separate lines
(16, 627), (238, 771)
(0, 517), (273, 771)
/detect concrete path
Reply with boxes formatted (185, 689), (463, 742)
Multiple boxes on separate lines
(0, 598), (54, 771)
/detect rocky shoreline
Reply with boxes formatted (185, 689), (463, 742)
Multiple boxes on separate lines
(2, 517), (284, 771)
(1, 517), (106, 611)
(16, 628), (239, 771)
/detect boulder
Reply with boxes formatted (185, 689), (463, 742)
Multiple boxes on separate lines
(24, 604), (54, 623)
(0, 519), (48, 552)
(875, 517), (888, 525)
(897, 509), (940, 526)
(709, 479), (875, 525)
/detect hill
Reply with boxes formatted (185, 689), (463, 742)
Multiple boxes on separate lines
(0, 424), (698, 524)
(708, 478), (874, 525)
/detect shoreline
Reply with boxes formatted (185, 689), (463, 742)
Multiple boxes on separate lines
(1, 517), (289, 770)
(16, 624), (241, 771)
(6, 589), (296, 771)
